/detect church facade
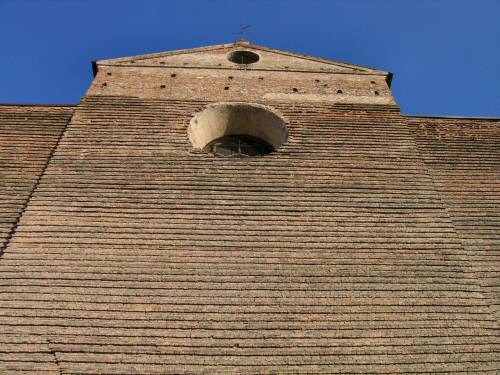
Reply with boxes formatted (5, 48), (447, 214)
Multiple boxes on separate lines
(0, 41), (498, 373)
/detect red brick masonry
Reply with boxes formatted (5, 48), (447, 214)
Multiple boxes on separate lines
(0, 42), (498, 373)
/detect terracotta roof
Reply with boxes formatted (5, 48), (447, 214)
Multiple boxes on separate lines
(0, 96), (498, 373)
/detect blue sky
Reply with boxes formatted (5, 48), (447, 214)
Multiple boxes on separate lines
(0, 0), (499, 116)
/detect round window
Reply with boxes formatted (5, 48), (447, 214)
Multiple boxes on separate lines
(227, 50), (260, 65)
(188, 103), (288, 157)
(204, 135), (273, 157)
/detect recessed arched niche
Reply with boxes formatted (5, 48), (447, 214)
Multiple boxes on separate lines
(188, 103), (288, 156)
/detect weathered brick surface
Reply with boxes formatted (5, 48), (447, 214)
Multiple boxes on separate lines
(0, 96), (497, 373)
(98, 41), (385, 74)
(90, 66), (394, 105)
(0, 42), (498, 373)
(408, 116), (500, 319)
(90, 41), (395, 106)
(0, 104), (74, 250)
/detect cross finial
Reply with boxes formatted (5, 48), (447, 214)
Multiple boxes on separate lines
(233, 24), (251, 42)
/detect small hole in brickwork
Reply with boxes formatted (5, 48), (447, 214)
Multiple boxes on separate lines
(315, 79), (320, 83)
(292, 88), (298, 93)
(107, 72), (112, 76)
(160, 85), (166, 89)
(228, 76), (233, 80)
(171, 73), (177, 78)
(337, 89), (343, 94)
(323, 84), (328, 88)
(224, 86), (229, 90)
(371, 80), (376, 84)
(102, 82), (107, 87)
(374, 91), (380, 96)
(160, 62), (165, 65)
(258, 77), (264, 80)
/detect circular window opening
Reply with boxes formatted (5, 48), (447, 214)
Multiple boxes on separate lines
(228, 50), (260, 65)
(188, 103), (287, 157)
(204, 135), (273, 157)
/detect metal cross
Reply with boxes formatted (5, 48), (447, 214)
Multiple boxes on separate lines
(233, 24), (251, 41)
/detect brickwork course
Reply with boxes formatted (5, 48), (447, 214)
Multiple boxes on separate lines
(0, 41), (498, 373)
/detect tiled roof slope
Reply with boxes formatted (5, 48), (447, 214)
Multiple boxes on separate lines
(0, 104), (74, 251)
(0, 96), (498, 373)
(408, 116), (500, 319)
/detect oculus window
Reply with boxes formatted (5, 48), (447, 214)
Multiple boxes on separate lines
(227, 51), (260, 65)
(189, 103), (287, 157)
(204, 135), (273, 157)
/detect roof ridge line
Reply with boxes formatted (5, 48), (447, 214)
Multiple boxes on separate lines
(97, 43), (232, 64)
(240, 42), (385, 73)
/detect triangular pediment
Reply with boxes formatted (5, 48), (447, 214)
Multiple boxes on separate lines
(96, 41), (387, 75)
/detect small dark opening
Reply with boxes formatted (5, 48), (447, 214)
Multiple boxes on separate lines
(102, 82), (107, 87)
(228, 50), (260, 65)
(374, 91), (380, 96)
(292, 88), (298, 92)
(337, 89), (343, 94)
(204, 135), (273, 157)
(228, 76), (233, 80)
(160, 62), (165, 65)
(224, 86), (229, 90)
(171, 73), (177, 78)
(160, 85), (166, 89)
(107, 72), (112, 76)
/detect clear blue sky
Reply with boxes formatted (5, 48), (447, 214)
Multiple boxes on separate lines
(1, 0), (499, 116)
